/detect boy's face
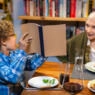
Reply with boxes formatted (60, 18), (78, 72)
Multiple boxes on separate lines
(85, 18), (95, 42)
(4, 35), (17, 51)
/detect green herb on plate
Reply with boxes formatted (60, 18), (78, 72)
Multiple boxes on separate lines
(51, 79), (55, 84)
(43, 79), (49, 83)
(42, 78), (55, 85)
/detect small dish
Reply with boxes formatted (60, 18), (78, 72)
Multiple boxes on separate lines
(87, 79), (95, 92)
(85, 61), (95, 72)
(28, 76), (59, 88)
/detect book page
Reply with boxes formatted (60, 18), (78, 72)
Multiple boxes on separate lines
(42, 24), (66, 57)
(21, 23), (41, 54)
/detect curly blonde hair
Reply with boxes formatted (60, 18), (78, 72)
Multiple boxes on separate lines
(0, 20), (15, 48)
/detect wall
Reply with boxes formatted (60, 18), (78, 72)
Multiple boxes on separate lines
(12, 0), (25, 43)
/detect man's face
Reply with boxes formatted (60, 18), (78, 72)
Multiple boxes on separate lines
(85, 18), (95, 41)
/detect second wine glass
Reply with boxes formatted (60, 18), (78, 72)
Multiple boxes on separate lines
(63, 49), (84, 95)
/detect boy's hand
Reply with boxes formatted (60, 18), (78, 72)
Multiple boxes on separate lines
(18, 33), (32, 51)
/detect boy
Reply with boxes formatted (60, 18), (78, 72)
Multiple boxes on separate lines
(0, 20), (45, 94)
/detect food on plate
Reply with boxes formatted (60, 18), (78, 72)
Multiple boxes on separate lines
(90, 80), (95, 90)
(85, 62), (95, 72)
(42, 78), (55, 85)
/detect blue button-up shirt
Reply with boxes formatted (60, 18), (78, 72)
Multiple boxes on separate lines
(0, 49), (45, 95)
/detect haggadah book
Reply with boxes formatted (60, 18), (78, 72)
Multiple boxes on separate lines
(21, 23), (66, 57)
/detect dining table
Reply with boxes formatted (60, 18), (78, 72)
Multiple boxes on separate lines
(21, 61), (94, 95)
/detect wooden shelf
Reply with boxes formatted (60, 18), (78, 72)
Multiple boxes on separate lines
(19, 16), (87, 22)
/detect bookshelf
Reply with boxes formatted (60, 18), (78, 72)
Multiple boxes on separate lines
(19, 16), (87, 22)
(19, 0), (92, 23)
(19, 0), (93, 38)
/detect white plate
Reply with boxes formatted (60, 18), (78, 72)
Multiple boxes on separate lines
(28, 76), (59, 88)
(85, 61), (95, 72)
(87, 79), (95, 92)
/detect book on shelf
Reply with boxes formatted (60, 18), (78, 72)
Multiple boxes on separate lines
(44, 0), (49, 16)
(21, 23), (66, 57)
(29, 0), (34, 16)
(70, 0), (76, 17)
(66, 0), (71, 17)
(49, 0), (55, 17)
(60, 0), (66, 17)
(82, 0), (89, 17)
(76, 0), (82, 17)
(24, 0), (30, 16)
(63, 0), (67, 17)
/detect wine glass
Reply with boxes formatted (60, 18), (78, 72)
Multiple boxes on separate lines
(63, 49), (84, 95)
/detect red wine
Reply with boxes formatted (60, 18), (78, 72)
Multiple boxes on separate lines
(59, 73), (69, 85)
(64, 82), (83, 93)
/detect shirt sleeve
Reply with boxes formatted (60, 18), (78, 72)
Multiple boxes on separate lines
(25, 53), (46, 70)
(0, 49), (27, 84)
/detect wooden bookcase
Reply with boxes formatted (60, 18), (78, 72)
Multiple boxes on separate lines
(18, 0), (90, 25)
(18, 0), (93, 23)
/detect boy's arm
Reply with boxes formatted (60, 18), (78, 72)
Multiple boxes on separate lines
(25, 53), (46, 70)
(0, 49), (27, 84)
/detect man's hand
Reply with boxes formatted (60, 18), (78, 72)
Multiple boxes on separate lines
(18, 33), (32, 51)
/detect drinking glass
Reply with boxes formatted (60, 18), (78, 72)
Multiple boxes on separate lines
(59, 62), (70, 85)
(63, 49), (84, 95)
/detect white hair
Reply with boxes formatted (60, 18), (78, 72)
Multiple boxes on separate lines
(88, 12), (95, 19)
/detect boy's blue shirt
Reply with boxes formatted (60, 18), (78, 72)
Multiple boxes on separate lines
(0, 49), (45, 84)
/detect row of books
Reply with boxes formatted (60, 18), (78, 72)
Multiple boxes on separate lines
(24, 0), (93, 17)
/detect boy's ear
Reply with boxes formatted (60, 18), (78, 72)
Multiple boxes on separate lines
(1, 40), (6, 46)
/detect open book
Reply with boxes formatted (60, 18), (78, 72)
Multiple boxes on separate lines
(21, 23), (66, 57)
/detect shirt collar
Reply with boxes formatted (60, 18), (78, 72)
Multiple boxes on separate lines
(87, 39), (90, 46)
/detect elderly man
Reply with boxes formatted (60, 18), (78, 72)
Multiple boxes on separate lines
(58, 12), (95, 64)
